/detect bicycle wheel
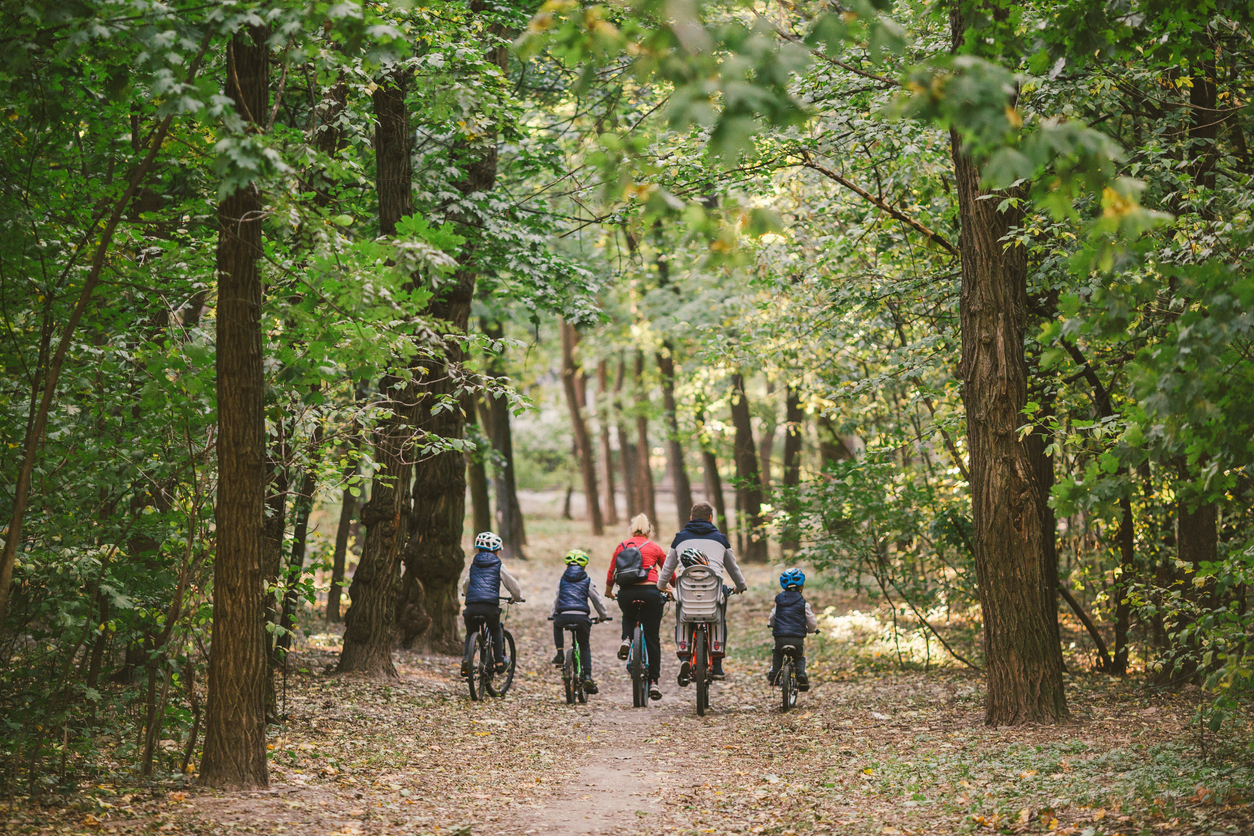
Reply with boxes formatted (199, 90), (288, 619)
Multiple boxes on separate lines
(630, 625), (646, 708)
(780, 659), (794, 712)
(488, 630), (516, 698)
(695, 627), (709, 717)
(563, 646), (576, 705)
(466, 630), (488, 702)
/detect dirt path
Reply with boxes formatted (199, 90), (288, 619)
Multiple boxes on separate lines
(12, 524), (1254, 836)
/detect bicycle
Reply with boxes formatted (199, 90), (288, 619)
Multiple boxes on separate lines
(675, 565), (722, 716)
(773, 630), (820, 712)
(550, 615), (610, 704)
(463, 596), (518, 701)
(622, 592), (671, 707)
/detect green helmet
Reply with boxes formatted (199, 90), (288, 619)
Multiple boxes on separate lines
(563, 549), (590, 567)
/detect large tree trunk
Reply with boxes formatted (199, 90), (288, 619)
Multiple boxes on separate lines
(200, 25), (270, 790)
(615, 357), (642, 517)
(336, 70), (414, 679)
(696, 408), (728, 532)
(561, 321), (603, 534)
(729, 373), (767, 562)
(396, 3), (506, 651)
(464, 391), (493, 536)
(950, 9), (1067, 721)
(261, 422), (288, 715)
(657, 345), (693, 529)
(597, 360), (619, 526)
(480, 318), (527, 558)
(780, 386), (804, 553)
(633, 351), (658, 525)
(1026, 414), (1064, 673)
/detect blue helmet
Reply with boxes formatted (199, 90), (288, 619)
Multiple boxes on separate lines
(780, 568), (805, 590)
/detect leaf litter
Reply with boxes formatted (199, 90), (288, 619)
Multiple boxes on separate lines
(4, 520), (1254, 836)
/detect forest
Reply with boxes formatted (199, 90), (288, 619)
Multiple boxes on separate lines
(2, 0), (1253, 833)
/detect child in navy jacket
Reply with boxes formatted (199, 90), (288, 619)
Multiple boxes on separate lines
(551, 549), (609, 693)
(767, 568), (818, 690)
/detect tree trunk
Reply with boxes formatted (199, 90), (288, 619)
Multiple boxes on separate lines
(336, 69), (414, 679)
(597, 359), (619, 526)
(657, 345), (693, 529)
(481, 318), (527, 558)
(633, 351), (658, 525)
(1112, 488), (1135, 675)
(464, 391), (493, 536)
(278, 425), (322, 656)
(758, 380), (777, 491)
(261, 422), (288, 715)
(729, 373), (768, 562)
(1026, 414), (1065, 673)
(200, 25), (270, 790)
(780, 386), (804, 553)
(326, 453), (357, 623)
(949, 8), (1067, 720)
(561, 320), (603, 534)
(696, 408), (728, 533)
(615, 357), (642, 517)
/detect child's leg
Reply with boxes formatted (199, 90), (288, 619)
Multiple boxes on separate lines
(553, 619), (564, 649)
(576, 621), (592, 677)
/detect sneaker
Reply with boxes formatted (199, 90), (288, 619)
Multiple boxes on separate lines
(583, 678), (599, 695)
(649, 683), (662, 701)
(712, 659), (726, 681)
(766, 667), (778, 685)
(551, 650), (564, 666)
(797, 674), (810, 691)
(677, 661), (691, 687)
(617, 639), (631, 660)
(495, 659), (508, 673)
(460, 659), (470, 678)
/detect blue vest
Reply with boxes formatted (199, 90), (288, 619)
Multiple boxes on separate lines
(773, 588), (808, 637)
(466, 552), (502, 604)
(556, 565), (591, 614)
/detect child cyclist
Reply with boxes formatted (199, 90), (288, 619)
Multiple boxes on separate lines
(461, 531), (524, 675)
(551, 549), (611, 694)
(767, 568), (818, 691)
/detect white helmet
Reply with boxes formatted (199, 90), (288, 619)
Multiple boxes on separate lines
(474, 531), (503, 552)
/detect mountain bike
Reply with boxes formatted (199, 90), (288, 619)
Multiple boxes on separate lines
(463, 597), (517, 701)
(773, 631), (819, 712)
(622, 593), (670, 707)
(551, 615), (610, 704)
(675, 566), (721, 717)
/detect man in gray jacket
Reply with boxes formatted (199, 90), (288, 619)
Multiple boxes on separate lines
(656, 501), (747, 682)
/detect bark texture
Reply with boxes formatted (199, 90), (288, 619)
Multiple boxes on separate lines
(950, 109), (1067, 723)
(597, 360), (619, 526)
(657, 346), (693, 529)
(335, 70), (414, 679)
(481, 319), (527, 558)
(561, 320), (603, 534)
(464, 391), (493, 536)
(780, 386), (804, 553)
(633, 351), (658, 525)
(615, 358), (642, 517)
(729, 373), (767, 562)
(200, 26), (270, 789)
(696, 408), (728, 533)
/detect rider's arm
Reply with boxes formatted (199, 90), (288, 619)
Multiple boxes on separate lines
(721, 548), (749, 593)
(460, 574), (469, 597)
(655, 548), (679, 591)
(767, 604), (777, 627)
(499, 565), (524, 601)
(804, 602), (819, 632)
(588, 581), (610, 619)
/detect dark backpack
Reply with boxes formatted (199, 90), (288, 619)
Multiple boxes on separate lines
(614, 545), (648, 585)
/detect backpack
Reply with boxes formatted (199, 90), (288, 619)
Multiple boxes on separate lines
(614, 544), (648, 585)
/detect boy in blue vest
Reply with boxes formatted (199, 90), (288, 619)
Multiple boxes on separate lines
(550, 549), (610, 694)
(766, 568), (818, 690)
(461, 531), (524, 675)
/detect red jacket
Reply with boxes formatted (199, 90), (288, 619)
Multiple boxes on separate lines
(607, 536), (670, 589)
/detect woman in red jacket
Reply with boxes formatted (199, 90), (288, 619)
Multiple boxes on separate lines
(606, 513), (670, 700)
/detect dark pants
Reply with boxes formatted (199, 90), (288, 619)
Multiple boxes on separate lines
(771, 635), (806, 674)
(553, 613), (592, 677)
(617, 584), (664, 684)
(463, 603), (504, 664)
